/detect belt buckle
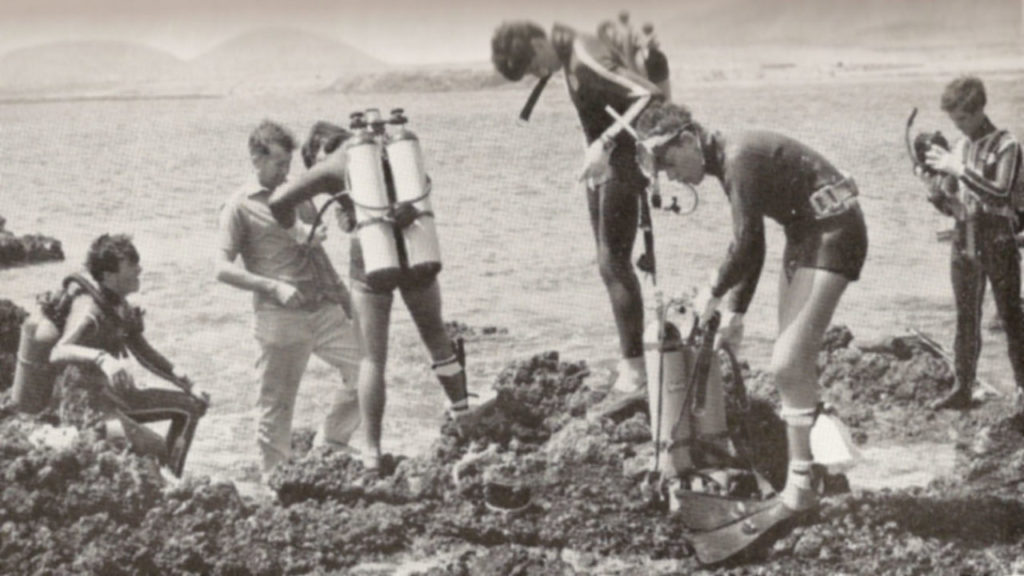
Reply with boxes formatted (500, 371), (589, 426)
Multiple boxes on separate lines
(810, 177), (857, 220)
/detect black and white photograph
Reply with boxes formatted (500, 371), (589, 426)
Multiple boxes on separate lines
(2, 0), (1024, 573)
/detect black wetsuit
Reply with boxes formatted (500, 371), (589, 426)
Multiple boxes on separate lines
(932, 120), (1024, 393)
(704, 131), (869, 313)
(553, 24), (667, 359)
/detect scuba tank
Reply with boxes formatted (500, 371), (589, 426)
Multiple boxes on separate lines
(386, 108), (442, 285)
(345, 110), (402, 291)
(644, 305), (731, 477)
(11, 311), (61, 414)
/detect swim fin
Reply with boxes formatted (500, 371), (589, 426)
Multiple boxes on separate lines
(686, 498), (808, 566)
(672, 489), (777, 533)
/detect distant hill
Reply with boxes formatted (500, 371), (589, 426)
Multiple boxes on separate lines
(326, 64), (516, 94)
(0, 41), (182, 92)
(188, 27), (385, 84)
(660, 0), (1021, 49)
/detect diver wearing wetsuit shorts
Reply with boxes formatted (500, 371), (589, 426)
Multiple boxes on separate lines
(636, 102), (867, 520)
(491, 18), (668, 393)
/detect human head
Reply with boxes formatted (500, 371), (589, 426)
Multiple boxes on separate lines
(86, 233), (141, 296)
(249, 120), (296, 191)
(301, 121), (351, 169)
(491, 21), (559, 81)
(635, 102), (706, 185)
(940, 76), (987, 136)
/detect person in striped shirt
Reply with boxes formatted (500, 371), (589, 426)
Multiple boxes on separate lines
(491, 19), (668, 395)
(920, 75), (1024, 410)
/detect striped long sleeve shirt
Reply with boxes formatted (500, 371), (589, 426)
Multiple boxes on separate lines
(953, 119), (1021, 210)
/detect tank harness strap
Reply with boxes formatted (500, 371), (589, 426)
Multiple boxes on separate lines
(432, 355), (463, 377)
(17, 354), (48, 367)
(63, 273), (122, 324)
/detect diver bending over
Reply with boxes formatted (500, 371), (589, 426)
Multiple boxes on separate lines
(491, 17), (669, 393)
(636, 102), (868, 520)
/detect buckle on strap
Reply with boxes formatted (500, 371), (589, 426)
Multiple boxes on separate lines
(809, 176), (858, 220)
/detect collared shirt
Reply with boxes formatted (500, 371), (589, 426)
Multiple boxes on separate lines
(218, 178), (340, 310)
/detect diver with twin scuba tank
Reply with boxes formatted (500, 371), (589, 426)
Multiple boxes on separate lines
(490, 14), (670, 396)
(269, 109), (471, 474)
(911, 76), (1024, 412)
(634, 101), (867, 563)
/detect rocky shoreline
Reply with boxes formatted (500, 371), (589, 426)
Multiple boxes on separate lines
(0, 216), (63, 269)
(1, 305), (1023, 574)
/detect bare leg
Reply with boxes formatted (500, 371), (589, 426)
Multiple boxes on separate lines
(772, 267), (848, 510)
(352, 287), (393, 469)
(400, 279), (467, 407)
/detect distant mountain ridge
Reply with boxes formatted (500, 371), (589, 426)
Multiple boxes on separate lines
(660, 0), (1021, 49)
(0, 40), (182, 91)
(0, 27), (385, 95)
(189, 27), (385, 80)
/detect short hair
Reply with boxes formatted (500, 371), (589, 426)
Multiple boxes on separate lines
(86, 234), (139, 283)
(491, 21), (546, 82)
(941, 76), (986, 114)
(636, 102), (699, 140)
(301, 121), (351, 169)
(248, 120), (296, 158)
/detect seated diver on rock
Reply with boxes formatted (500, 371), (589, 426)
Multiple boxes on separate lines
(12, 233), (208, 477)
(269, 111), (474, 474)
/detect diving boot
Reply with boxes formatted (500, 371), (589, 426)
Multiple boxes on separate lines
(930, 380), (972, 411)
(435, 339), (478, 431)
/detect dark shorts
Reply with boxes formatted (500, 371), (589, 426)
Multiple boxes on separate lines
(349, 237), (439, 294)
(783, 203), (868, 282)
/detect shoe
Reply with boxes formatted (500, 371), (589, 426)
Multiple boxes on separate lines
(611, 357), (647, 394)
(930, 382), (972, 411)
(587, 388), (648, 423)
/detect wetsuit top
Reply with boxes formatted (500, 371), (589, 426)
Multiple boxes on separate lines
(706, 130), (851, 312)
(51, 277), (177, 383)
(951, 118), (1020, 212)
(551, 24), (664, 155)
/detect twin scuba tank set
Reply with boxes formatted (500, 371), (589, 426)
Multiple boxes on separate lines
(343, 108), (442, 291)
(643, 299), (861, 513)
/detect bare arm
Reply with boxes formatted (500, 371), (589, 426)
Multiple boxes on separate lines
(269, 149), (349, 228)
(49, 297), (107, 366)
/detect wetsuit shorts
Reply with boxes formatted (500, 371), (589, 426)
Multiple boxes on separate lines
(782, 203), (868, 282)
(349, 237), (439, 294)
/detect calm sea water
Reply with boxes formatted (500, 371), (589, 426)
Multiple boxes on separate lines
(2, 78), (1021, 479)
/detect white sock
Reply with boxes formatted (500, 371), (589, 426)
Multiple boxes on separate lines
(781, 459), (817, 511)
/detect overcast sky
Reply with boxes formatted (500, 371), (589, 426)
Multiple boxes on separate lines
(0, 0), (680, 64)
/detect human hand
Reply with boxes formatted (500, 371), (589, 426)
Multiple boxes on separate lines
(390, 201), (419, 229)
(579, 138), (613, 189)
(97, 353), (136, 394)
(172, 368), (193, 391)
(270, 281), (305, 309)
(692, 284), (721, 327)
(925, 146), (964, 178)
(715, 312), (744, 354)
(335, 204), (357, 233)
(288, 221), (326, 247)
